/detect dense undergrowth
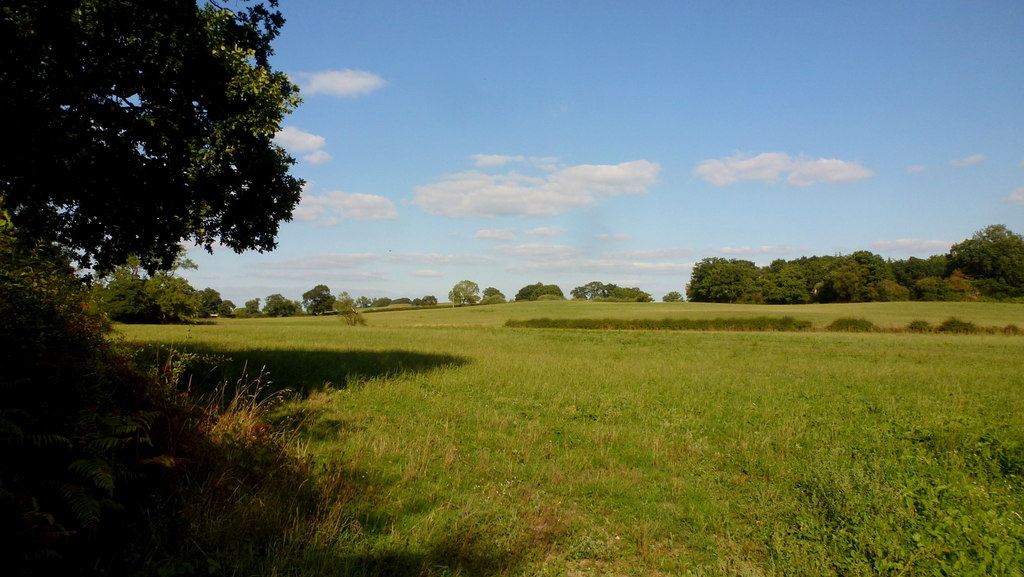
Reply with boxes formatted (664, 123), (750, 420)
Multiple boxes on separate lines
(0, 233), (337, 575)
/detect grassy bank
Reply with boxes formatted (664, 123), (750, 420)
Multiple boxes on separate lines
(118, 302), (1024, 575)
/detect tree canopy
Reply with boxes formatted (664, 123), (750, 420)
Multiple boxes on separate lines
(515, 282), (564, 301)
(2, 0), (303, 274)
(948, 224), (1024, 299)
(449, 280), (481, 305)
(302, 284), (335, 315)
(683, 225), (1024, 304)
(571, 281), (653, 302)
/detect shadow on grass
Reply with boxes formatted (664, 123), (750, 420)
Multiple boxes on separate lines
(142, 345), (524, 576)
(145, 344), (469, 396)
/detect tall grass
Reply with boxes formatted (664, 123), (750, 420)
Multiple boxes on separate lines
(118, 303), (1024, 576)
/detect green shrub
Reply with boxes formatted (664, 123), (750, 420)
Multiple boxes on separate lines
(907, 320), (933, 333)
(827, 317), (876, 332)
(938, 317), (978, 334)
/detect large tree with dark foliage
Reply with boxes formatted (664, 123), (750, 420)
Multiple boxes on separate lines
(1, 0), (303, 274)
(948, 224), (1024, 299)
(1, 2), (306, 573)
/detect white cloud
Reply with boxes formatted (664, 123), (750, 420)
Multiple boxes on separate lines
(491, 244), (582, 260)
(609, 248), (694, 260)
(275, 126), (332, 165)
(303, 150), (333, 165)
(693, 152), (873, 187)
(275, 126), (326, 152)
(298, 69), (387, 97)
(413, 270), (444, 277)
(787, 159), (874, 186)
(413, 160), (660, 217)
(693, 152), (793, 186)
(295, 190), (398, 224)
(508, 258), (690, 275)
(263, 253), (377, 270)
(386, 253), (496, 266)
(907, 165), (928, 174)
(595, 233), (632, 241)
(1003, 187), (1024, 205)
(471, 154), (560, 169)
(870, 239), (954, 253)
(258, 270), (387, 282)
(950, 154), (985, 167)
(472, 154), (525, 167)
(524, 227), (565, 237)
(719, 245), (796, 256)
(475, 228), (518, 242)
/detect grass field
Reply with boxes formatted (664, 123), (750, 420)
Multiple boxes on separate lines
(119, 302), (1024, 576)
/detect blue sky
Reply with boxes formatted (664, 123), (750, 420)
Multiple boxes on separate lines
(183, 0), (1024, 305)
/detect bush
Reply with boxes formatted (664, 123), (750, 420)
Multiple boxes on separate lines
(938, 317), (978, 334)
(827, 317), (876, 332)
(907, 320), (934, 333)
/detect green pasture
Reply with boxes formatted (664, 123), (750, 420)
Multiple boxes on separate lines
(365, 299), (1024, 329)
(118, 302), (1024, 576)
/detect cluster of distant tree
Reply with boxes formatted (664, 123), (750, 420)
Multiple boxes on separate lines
(89, 225), (1023, 324)
(569, 281), (653, 302)
(686, 225), (1024, 304)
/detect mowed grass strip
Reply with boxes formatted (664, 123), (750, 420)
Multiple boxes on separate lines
(118, 304), (1024, 576)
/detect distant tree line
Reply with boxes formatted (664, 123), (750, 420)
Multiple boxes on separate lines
(686, 225), (1024, 304)
(89, 224), (1023, 323)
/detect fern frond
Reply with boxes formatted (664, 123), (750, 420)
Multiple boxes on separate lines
(69, 458), (116, 494)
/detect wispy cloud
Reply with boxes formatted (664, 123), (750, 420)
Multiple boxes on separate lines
(413, 270), (444, 278)
(907, 165), (928, 174)
(258, 270), (388, 282)
(475, 228), (518, 242)
(491, 244), (583, 260)
(296, 69), (387, 97)
(595, 233), (632, 241)
(294, 190), (398, 224)
(870, 239), (953, 253)
(263, 254), (377, 270)
(719, 245), (797, 256)
(386, 253), (496, 266)
(693, 152), (873, 186)
(609, 248), (693, 259)
(471, 154), (559, 169)
(1004, 187), (1024, 205)
(508, 258), (690, 275)
(524, 227), (565, 238)
(950, 154), (985, 167)
(413, 160), (660, 217)
(302, 150), (333, 165)
(275, 126), (325, 151)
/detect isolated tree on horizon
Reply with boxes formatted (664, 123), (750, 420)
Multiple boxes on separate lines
(662, 291), (683, 302)
(302, 284), (335, 315)
(449, 280), (481, 306)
